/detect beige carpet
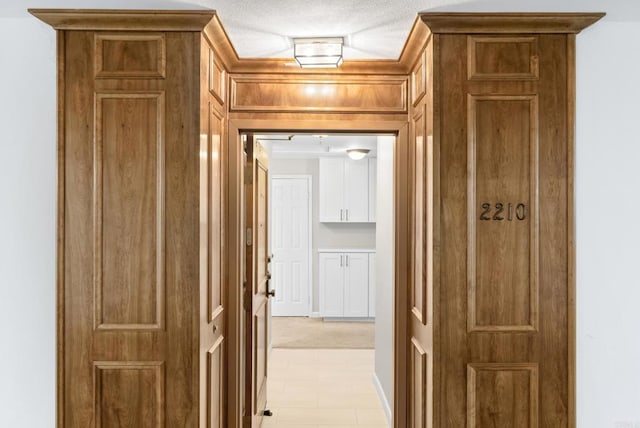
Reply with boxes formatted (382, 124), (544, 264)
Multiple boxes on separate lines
(271, 317), (374, 349)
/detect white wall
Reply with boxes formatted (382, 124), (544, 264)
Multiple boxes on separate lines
(374, 136), (395, 423)
(575, 21), (640, 428)
(0, 17), (57, 428)
(269, 158), (376, 313)
(2, 8), (640, 428)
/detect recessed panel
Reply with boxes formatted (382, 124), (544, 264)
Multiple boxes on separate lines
(94, 361), (164, 428)
(209, 48), (226, 105)
(467, 363), (538, 428)
(412, 106), (426, 324)
(467, 95), (539, 333)
(207, 337), (225, 428)
(231, 76), (407, 113)
(468, 36), (539, 80)
(412, 50), (426, 106)
(209, 108), (223, 322)
(410, 338), (427, 428)
(95, 33), (166, 79)
(253, 301), (268, 407)
(94, 92), (165, 331)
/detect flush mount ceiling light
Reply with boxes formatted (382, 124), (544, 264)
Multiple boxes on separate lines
(347, 148), (370, 160)
(293, 37), (344, 68)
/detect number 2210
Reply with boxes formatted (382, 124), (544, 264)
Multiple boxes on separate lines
(479, 202), (527, 221)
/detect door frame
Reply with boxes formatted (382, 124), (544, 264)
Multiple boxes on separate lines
(226, 118), (410, 427)
(269, 174), (313, 317)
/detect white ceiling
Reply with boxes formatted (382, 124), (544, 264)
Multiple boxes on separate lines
(257, 134), (380, 159)
(2, 0), (634, 60)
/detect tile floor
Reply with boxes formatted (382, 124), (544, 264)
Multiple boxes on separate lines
(263, 348), (389, 427)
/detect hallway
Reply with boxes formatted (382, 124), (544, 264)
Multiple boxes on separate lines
(263, 349), (388, 427)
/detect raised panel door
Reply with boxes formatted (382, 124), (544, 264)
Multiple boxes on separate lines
(368, 158), (377, 222)
(368, 253), (376, 317)
(344, 253), (369, 317)
(319, 158), (345, 222)
(319, 253), (344, 317)
(344, 159), (369, 222)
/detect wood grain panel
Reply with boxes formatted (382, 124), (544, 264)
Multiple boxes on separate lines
(411, 105), (426, 324)
(410, 338), (427, 428)
(209, 107), (224, 322)
(94, 361), (164, 428)
(412, 50), (426, 106)
(467, 363), (538, 428)
(209, 48), (226, 105)
(94, 91), (165, 331)
(468, 36), (538, 80)
(95, 33), (165, 79)
(230, 75), (407, 113)
(207, 337), (225, 428)
(467, 95), (539, 333)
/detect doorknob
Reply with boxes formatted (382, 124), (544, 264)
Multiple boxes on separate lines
(268, 254), (274, 263)
(267, 288), (276, 298)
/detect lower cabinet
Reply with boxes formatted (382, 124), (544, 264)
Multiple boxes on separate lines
(319, 251), (375, 318)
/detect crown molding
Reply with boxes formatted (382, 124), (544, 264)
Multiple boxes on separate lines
(419, 12), (606, 34)
(29, 9), (216, 31)
(398, 17), (432, 73)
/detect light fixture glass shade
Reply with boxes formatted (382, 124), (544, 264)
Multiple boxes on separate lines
(347, 149), (370, 160)
(294, 37), (344, 68)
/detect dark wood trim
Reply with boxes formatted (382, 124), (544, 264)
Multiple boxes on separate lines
(420, 12), (605, 34)
(28, 9), (216, 31)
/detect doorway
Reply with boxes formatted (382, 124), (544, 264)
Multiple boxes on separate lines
(228, 121), (409, 427)
(259, 132), (393, 427)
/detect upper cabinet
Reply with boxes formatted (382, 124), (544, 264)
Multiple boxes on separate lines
(319, 157), (376, 223)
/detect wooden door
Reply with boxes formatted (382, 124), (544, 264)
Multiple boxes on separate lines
(270, 177), (311, 316)
(435, 31), (574, 427)
(344, 159), (370, 222)
(319, 252), (345, 317)
(53, 27), (207, 427)
(244, 136), (271, 427)
(343, 253), (370, 317)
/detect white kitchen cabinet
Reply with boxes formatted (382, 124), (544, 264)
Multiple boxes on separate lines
(368, 253), (376, 317)
(319, 157), (375, 223)
(343, 253), (369, 317)
(319, 250), (375, 318)
(368, 159), (377, 222)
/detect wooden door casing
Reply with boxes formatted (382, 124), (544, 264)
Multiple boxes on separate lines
(244, 136), (270, 427)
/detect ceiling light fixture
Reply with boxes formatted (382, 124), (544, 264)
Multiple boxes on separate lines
(347, 149), (370, 160)
(293, 37), (344, 68)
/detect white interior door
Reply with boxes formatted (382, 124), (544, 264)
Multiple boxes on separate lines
(270, 176), (311, 316)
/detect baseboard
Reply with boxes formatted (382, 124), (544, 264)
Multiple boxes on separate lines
(310, 312), (321, 318)
(372, 372), (392, 427)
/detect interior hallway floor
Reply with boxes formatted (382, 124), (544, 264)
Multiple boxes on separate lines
(263, 348), (389, 427)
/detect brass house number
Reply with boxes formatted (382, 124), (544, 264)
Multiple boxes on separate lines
(479, 202), (527, 221)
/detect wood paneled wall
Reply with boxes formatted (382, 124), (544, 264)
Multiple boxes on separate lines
(32, 9), (604, 428)
(406, 13), (604, 428)
(31, 10), (230, 428)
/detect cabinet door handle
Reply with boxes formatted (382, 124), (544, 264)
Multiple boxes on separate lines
(340, 255), (343, 267)
(346, 209), (349, 221)
(346, 255), (349, 266)
(340, 209), (343, 221)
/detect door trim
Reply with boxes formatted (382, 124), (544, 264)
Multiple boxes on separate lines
(270, 174), (313, 317)
(226, 118), (410, 428)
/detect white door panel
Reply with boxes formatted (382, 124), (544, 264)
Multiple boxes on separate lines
(320, 253), (344, 317)
(319, 158), (344, 222)
(271, 177), (311, 316)
(344, 253), (369, 317)
(345, 159), (369, 222)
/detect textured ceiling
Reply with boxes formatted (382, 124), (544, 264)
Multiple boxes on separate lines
(3, 0), (632, 60)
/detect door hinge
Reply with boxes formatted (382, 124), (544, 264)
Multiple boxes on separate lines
(246, 228), (253, 246)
